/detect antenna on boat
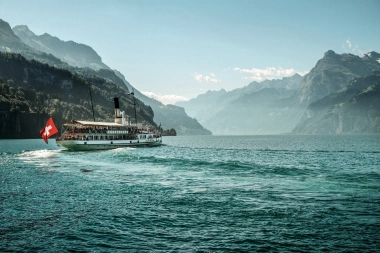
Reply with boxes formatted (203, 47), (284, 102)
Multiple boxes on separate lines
(88, 83), (96, 122)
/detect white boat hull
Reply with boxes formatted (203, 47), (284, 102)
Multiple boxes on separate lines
(56, 139), (162, 151)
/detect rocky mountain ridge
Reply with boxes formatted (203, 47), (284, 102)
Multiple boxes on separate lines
(293, 71), (380, 134)
(177, 50), (380, 134)
(0, 19), (69, 68)
(13, 25), (110, 70)
(297, 50), (380, 106)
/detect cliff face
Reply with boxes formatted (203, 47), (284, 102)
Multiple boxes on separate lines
(0, 102), (49, 138)
(292, 71), (380, 134)
(296, 50), (380, 106)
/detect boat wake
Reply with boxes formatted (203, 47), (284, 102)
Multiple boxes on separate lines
(19, 149), (62, 160)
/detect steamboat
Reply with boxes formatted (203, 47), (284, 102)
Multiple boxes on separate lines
(56, 98), (162, 151)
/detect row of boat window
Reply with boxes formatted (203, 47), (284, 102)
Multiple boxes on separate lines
(62, 134), (158, 141)
(66, 129), (131, 134)
(63, 135), (136, 141)
(67, 127), (155, 134)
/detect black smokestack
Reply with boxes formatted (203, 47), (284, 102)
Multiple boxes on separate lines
(114, 97), (120, 109)
(114, 97), (121, 118)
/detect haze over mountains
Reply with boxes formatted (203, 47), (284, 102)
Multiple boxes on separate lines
(0, 19), (211, 136)
(177, 51), (380, 134)
(1, 17), (379, 136)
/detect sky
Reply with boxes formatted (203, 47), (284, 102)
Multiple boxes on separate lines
(1, 0), (379, 104)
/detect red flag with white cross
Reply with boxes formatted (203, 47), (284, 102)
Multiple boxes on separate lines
(39, 117), (58, 144)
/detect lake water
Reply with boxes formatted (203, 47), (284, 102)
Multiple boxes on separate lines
(1, 135), (379, 252)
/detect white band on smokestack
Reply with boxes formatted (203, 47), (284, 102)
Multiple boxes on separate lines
(114, 97), (122, 124)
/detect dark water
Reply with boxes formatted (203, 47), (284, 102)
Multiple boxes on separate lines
(1, 135), (379, 252)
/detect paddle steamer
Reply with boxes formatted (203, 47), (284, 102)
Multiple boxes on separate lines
(56, 98), (162, 151)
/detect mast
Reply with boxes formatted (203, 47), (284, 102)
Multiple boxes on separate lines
(128, 90), (137, 125)
(133, 91), (137, 125)
(88, 83), (96, 122)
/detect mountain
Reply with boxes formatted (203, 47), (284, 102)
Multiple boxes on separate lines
(366, 51), (380, 63)
(246, 73), (303, 92)
(5, 19), (211, 135)
(13, 25), (110, 70)
(293, 71), (380, 134)
(177, 51), (380, 135)
(3, 17), (378, 135)
(0, 52), (156, 138)
(297, 50), (380, 106)
(0, 19), (69, 68)
(0, 19), (31, 52)
(176, 89), (228, 119)
(177, 74), (303, 134)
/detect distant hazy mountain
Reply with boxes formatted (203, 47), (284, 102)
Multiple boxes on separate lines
(176, 89), (228, 119)
(177, 74), (303, 134)
(13, 25), (110, 70)
(201, 88), (298, 134)
(247, 73), (303, 93)
(293, 71), (380, 134)
(177, 51), (380, 134)
(177, 74), (303, 125)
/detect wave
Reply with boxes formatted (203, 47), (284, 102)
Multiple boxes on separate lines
(255, 148), (380, 154)
(110, 150), (314, 178)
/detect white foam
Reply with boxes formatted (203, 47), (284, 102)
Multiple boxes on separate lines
(20, 149), (61, 160)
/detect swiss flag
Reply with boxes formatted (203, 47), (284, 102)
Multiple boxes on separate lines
(40, 117), (58, 144)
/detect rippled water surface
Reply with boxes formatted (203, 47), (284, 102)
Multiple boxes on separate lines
(1, 135), (379, 252)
